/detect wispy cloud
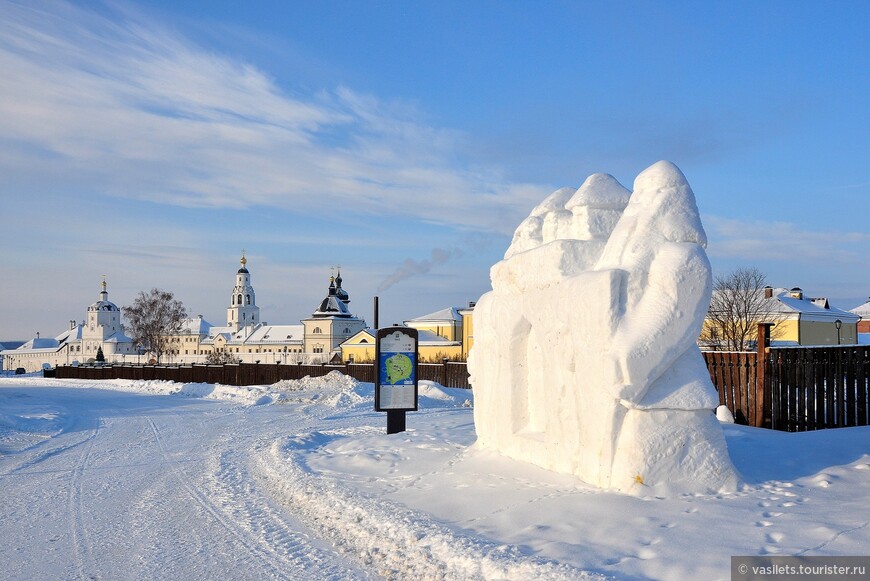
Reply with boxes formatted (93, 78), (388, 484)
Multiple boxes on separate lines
(0, 0), (544, 233)
(706, 216), (870, 264)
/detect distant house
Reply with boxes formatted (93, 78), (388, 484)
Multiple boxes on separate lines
(763, 287), (858, 346)
(704, 286), (859, 349)
(339, 328), (376, 363)
(340, 302), (477, 363)
(405, 307), (463, 342)
(849, 298), (870, 334)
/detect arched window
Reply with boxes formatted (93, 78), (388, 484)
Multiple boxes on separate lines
(245, 294), (251, 305)
(313, 327), (322, 334)
(237, 294), (242, 305)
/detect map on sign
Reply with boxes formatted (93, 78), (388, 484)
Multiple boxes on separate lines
(383, 353), (413, 384)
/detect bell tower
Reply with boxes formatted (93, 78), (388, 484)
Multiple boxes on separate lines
(227, 252), (260, 332)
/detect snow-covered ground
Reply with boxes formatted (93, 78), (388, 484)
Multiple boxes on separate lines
(1, 374), (868, 580)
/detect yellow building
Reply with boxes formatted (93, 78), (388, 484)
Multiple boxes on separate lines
(404, 307), (463, 342)
(340, 329), (377, 363)
(339, 327), (463, 363)
(764, 287), (858, 345)
(340, 303), (477, 363)
(459, 302), (475, 359)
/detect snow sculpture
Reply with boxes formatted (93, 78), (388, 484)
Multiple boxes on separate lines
(469, 161), (738, 496)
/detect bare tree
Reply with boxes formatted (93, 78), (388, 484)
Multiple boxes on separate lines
(205, 350), (240, 365)
(701, 267), (783, 351)
(123, 289), (187, 364)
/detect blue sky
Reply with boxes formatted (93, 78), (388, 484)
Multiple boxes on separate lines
(1, 0), (868, 340)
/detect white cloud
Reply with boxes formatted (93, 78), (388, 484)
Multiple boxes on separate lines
(0, 0), (545, 234)
(706, 216), (870, 264)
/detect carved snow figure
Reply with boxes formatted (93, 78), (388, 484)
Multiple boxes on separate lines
(469, 161), (738, 496)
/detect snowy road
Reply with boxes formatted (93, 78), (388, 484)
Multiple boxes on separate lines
(4, 376), (869, 581)
(0, 385), (373, 580)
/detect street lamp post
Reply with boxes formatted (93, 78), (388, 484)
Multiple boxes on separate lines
(835, 319), (842, 345)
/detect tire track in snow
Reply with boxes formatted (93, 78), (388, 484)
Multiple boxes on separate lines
(0, 428), (97, 477)
(146, 417), (361, 580)
(68, 425), (100, 581)
(209, 447), (370, 580)
(258, 439), (608, 581)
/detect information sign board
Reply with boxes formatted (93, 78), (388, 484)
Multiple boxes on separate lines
(374, 326), (418, 412)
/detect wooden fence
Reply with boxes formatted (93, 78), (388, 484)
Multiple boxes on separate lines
(702, 345), (870, 432)
(702, 351), (759, 426)
(52, 343), (870, 432)
(767, 346), (870, 432)
(54, 359), (471, 390)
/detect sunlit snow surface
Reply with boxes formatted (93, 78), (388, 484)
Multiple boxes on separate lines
(1, 375), (868, 580)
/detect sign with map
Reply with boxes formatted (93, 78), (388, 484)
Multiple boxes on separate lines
(375, 327), (418, 412)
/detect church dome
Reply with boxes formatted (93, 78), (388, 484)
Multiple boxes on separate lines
(334, 270), (350, 303)
(88, 278), (119, 311)
(88, 299), (119, 312)
(313, 275), (352, 318)
(238, 254), (249, 274)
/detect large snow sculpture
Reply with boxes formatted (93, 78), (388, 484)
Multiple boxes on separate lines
(469, 161), (738, 496)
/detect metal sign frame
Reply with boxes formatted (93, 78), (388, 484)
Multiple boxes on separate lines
(374, 326), (419, 413)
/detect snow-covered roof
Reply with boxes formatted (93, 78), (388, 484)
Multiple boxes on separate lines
(202, 329), (233, 345)
(179, 316), (214, 335)
(103, 331), (134, 344)
(313, 294), (353, 318)
(204, 326), (233, 339)
(417, 329), (460, 346)
(341, 329), (375, 346)
(88, 298), (119, 312)
(850, 298), (870, 319)
(762, 288), (859, 323)
(244, 325), (304, 344)
(406, 307), (462, 323)
(5, 337), (63, 354)
(56, 325), (82, 344)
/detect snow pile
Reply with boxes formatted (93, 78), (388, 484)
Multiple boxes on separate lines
(469, 161), (737, 496)
(717, 404), (735, 423)
(272, 370), (360, 393)
(0, 373), (473, 411)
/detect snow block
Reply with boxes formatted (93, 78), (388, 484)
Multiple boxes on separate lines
(469, 160), (738, 496)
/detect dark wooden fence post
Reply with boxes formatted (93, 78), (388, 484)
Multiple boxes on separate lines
(756, 323), (774, 428)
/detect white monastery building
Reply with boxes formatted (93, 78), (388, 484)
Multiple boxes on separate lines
(2, 279), (137, 372)
(157, 257), (368, 365)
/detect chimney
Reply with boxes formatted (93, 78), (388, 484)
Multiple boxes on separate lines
(789, 287), (803, 300)
(764, 286), (773, 299)
(373, 296), (379, 329)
